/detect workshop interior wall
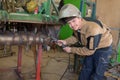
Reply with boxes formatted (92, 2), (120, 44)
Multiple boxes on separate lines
(96, 0), (120, 48)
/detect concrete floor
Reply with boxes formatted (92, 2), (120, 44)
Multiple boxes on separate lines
(0, 46), (78, 80)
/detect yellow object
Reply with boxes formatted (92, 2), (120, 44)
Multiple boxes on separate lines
(26, 0), (38, 13)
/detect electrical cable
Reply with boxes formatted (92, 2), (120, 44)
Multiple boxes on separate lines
(22, 46), (74, 80)
(59, 53), (71, 80)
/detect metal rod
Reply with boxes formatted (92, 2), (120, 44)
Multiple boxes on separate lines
(51, 0), (59, 15)
(36, 44), (42, 80)
(0, 32), (45, 45)
(16, 45), (23, 79)
(17, 46), (22, 73)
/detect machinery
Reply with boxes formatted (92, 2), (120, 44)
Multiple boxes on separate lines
(0, 0), (61, 80)
(0, 0), (120, 80)
(0, 0), (60, 50)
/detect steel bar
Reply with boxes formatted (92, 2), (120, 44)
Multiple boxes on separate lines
(36, 44), (42, 80)
(17, 46), (22, 73)
(0, 32), (46, 45)
(15, 46), (23, 80)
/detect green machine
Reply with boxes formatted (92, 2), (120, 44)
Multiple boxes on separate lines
(0, 0), (59, 24)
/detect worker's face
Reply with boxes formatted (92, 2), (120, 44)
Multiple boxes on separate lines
(67, 17), (82, 30)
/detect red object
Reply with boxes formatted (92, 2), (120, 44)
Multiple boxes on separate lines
(0, 45), (42, 80)
(36, 44), (42, 80)
(34, 7), (38, 14)
(17, 46), (22, 73)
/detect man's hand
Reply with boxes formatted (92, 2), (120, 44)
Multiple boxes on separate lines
(57, 40), (71, 53)
(63, 47), (71, 53)
(57, 40), (66, 46)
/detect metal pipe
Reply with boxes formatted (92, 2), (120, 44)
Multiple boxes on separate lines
(17, 46), (22, 73)
(51, 0), (59, 15)
(0, 32), (47, 45)
(36, 44), (42, 80)
(16, 46), (23, 79)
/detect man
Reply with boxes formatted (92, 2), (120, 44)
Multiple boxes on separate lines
(57, 4), (113, 80)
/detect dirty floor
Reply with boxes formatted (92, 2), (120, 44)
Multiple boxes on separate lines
(0, 46), (78, 80)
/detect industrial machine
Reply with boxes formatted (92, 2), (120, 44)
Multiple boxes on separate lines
(0, 0), (120, 80)
(0, 0), (61, 80)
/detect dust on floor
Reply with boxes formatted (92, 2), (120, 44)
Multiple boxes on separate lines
(0, 46), (78, 80)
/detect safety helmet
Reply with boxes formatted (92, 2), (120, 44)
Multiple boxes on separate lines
(59, 4), (81, 22)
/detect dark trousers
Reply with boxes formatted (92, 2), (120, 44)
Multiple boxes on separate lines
(78, 46), (112, 80)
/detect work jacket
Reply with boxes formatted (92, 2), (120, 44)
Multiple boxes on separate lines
(65, 19), (113, 56)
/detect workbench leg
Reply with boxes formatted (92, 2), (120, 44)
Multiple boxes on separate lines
(16, 46), (23, 79)
(36, 44), (42, 80)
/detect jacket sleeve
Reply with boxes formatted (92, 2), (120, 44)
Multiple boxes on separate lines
(70, 34), (102, 56)
(70, 24), (103, 56)
(65, 36), (79, 45)
(71, 47), (95, 56)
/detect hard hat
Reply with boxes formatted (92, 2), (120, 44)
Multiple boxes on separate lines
(59, 4), (81, 22)
(26, 0), (38, 13)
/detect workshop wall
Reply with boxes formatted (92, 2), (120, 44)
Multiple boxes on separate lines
(96, 0), (120, 47)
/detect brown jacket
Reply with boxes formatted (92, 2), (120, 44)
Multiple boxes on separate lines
(65, 19), (112, 56)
